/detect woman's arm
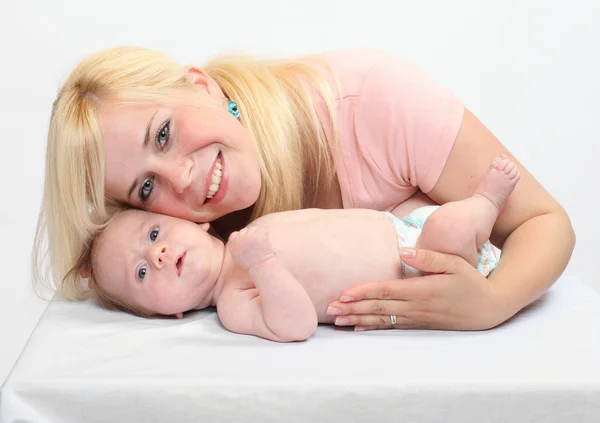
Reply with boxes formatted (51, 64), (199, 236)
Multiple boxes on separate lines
(428, 108), (575, 312)
(328, 108), (575, 330)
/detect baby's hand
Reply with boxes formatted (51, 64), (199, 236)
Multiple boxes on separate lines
(229, 226), (276, 270)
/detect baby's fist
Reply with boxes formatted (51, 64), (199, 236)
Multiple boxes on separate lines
(229, 226), (276, 269)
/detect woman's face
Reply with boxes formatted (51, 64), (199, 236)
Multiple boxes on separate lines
(100, 71), (261, 223)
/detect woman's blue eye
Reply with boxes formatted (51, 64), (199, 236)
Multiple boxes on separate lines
(138, 265), (147, 281)
(139, 177), (154, 202)
(150, 227), (159, 242)
(157, 120), (170, 148)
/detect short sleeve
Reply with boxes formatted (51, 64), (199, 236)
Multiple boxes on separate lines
(354, 51), (464, 193)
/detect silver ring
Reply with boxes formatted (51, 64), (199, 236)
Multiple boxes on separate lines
(390, 315), (397, 325)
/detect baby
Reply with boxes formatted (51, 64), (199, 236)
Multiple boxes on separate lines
(82, 156), (520, 342)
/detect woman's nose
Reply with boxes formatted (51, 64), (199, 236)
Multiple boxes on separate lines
(164, 157), (193, 194)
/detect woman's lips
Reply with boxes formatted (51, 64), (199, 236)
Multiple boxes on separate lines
(204, 152), (227, 205)
(202, 153), (220, 204)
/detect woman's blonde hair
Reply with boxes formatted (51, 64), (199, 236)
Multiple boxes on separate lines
(32, 46), (339, 302)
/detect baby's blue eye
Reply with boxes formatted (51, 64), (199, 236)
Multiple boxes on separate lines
(138, 265), (147, 281)
(150, 227), (159, 242)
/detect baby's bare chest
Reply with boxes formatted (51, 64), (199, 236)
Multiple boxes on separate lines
(256, 211), (402, 293)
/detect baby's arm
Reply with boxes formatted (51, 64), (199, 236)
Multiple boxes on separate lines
(219, 226), (318, 342)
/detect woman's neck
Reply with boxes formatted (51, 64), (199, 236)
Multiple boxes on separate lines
(314, 174), (343, 209)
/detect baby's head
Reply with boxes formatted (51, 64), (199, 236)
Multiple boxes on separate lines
(79, 209), (225, 318)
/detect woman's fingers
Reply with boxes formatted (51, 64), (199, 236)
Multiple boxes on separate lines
(334, 313), (429, 329)
(327, 297), (433, 329)
(328, 299), (411, 317)
(399, 248), (467, 275)
(336, 277), (424, 304)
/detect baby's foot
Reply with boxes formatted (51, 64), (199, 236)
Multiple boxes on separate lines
(474, 155), (521, 211)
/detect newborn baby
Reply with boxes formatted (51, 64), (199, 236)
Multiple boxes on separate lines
(84, 156), (520, 342)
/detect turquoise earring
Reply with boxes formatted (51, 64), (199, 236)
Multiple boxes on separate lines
(228, 100), (240, 119)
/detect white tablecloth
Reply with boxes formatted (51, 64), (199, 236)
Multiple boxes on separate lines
(2, 275), (599, 422)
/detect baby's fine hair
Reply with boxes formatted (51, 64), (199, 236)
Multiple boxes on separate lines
(65, 209), (151, 317)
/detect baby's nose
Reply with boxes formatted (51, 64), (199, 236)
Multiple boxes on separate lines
(150, 244), (169, 269)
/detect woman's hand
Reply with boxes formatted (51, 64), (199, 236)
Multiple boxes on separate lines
(327, 248), (516, 331)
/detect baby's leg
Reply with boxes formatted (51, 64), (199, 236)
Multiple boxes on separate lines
(416, 156), (520, 267)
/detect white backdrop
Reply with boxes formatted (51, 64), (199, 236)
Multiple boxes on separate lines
(1, 0), (598, 385)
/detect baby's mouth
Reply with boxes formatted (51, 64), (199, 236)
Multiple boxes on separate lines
(176, 253), (186, 277)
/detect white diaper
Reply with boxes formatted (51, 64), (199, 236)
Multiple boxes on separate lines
(383, 206), (499, 278)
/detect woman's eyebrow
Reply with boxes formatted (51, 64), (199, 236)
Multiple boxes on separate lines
(143, 110), (159, 148)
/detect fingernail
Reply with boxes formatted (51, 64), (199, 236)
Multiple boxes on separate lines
(339, 295), (354, 302)
(400, 248), (416, 259)
(354, 326), (367, 332)
(335, 317), (349, 326)
(327, 307), (342, 316)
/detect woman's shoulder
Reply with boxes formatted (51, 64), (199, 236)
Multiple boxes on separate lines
(305, 49), (428, 99)
(310, 49), (464, 195)
(312, 48), (404, 71)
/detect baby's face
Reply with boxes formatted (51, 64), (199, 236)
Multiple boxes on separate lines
(93, 209), (225, 317)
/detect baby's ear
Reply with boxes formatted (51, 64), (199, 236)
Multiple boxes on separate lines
(198, 222), (210, 231)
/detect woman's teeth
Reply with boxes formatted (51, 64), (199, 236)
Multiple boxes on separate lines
(206, 157), (222, 199)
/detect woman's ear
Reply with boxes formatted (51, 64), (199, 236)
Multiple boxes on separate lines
(184, 66), (223, 98)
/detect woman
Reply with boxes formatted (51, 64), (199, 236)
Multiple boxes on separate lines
(33, 46), (575, 331)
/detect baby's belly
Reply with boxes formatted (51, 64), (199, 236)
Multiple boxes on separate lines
(283, 249), (403, 323)
(268, 209), (404, 324)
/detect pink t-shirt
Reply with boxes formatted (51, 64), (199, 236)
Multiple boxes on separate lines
(311, 50), (465, 211)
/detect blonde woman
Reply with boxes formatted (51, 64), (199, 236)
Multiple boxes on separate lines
(33, 46), (575, 331)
